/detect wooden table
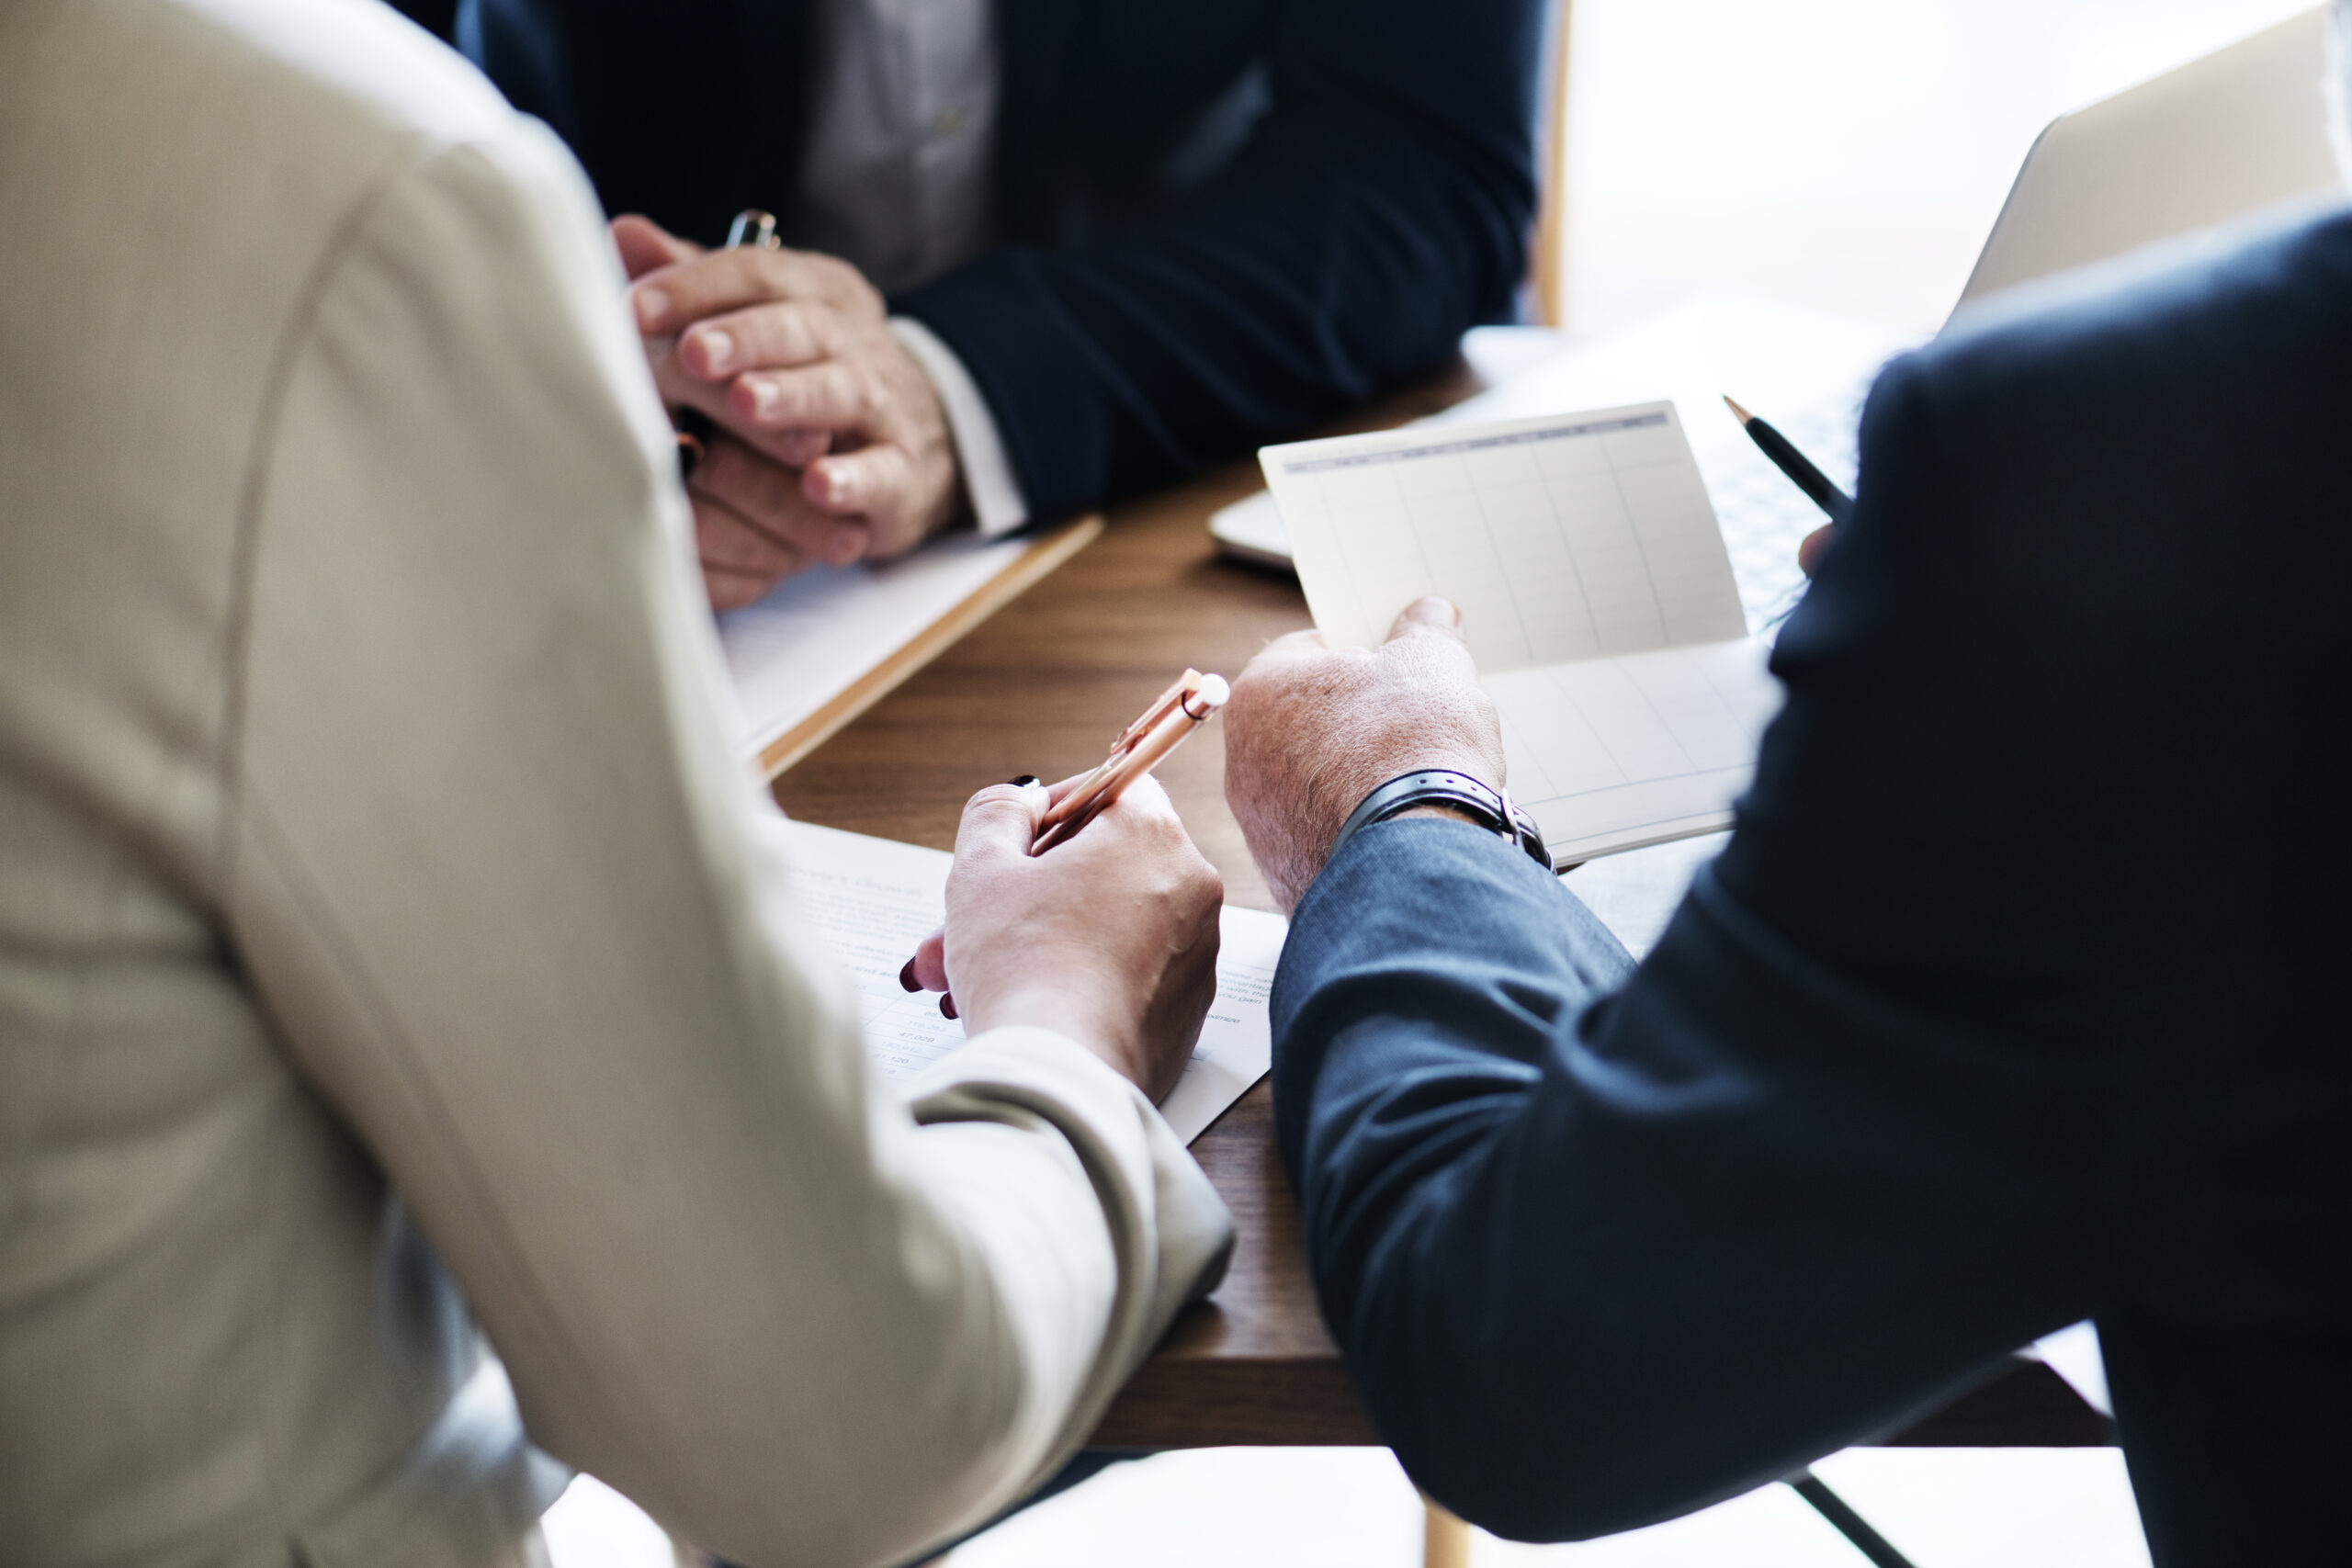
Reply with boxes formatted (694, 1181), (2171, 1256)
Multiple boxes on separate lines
(774, 367), (2111, 1455)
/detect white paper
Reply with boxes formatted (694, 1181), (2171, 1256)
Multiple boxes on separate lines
(716, 532), (1037, 761)
(777, 819), (1283, 1144)
(1262, 400), (1783, 864)
(2029, 1321), (2114, 1417)
(1489, 637), (1781, 863)
(1265, 402), (1749, 665)
(1560, 831), (1730, 960)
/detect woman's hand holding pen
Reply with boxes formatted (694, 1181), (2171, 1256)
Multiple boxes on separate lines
(904, 775), (1224, 1104)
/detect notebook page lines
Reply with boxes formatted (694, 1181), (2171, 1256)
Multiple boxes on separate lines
(1266, 404), (1748, 671)
(1488, 638), (1780, 831)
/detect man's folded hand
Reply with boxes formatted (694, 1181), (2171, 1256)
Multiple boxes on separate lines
(612, 215), (964, 606)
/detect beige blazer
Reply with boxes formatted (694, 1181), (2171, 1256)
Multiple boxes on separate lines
(0, 2), (1231, 1564)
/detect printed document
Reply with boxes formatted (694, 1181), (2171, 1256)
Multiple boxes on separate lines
(1261, 401), (1783, 863)
(778, 819), (1283, 1144)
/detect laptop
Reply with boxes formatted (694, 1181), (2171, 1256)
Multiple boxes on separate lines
(1958, 5), (2342, 306)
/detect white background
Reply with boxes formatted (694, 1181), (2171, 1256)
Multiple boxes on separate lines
(1562, 0), (2320, 333)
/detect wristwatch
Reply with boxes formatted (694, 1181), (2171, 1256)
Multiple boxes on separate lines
(1328, 769), (1552, 871)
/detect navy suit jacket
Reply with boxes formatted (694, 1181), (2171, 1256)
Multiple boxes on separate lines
(1273, 208), (2352, 1562)
(438, 0), (1543, 523)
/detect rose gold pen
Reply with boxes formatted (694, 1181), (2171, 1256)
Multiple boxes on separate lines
(897, 669), (1230, 1018)
(1031, 669), (1230, 853)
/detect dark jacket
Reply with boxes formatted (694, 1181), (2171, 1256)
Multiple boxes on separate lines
(436, 0), (1544, 521)
(1272, 207), (2352, 1562)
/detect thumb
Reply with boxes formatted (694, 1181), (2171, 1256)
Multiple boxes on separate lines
(954, 775), (1051, 863)
(1798, 523), (1838, 580)
(1387, 594), (1465, 644)
(611, 213), (701, 280)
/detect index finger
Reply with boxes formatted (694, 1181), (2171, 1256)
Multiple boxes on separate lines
(610, 213), (702, 281)
(631, 247), (870, 336)
(1037, 772), (1182, 863)
(1090, 772), (1180, 828)
(953, 778), (1055, 865)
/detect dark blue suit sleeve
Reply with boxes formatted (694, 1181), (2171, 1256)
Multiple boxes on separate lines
(895, 0), (1543, 521)
(1273, 363), (2109, 1542)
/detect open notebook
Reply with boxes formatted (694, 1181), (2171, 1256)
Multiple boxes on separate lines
(1261, 402), (1782, 865)
(778, 819), (1283, 1144)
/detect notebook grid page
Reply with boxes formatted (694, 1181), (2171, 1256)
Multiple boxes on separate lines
(1267, 404), (1749, 670)
(1487, 637), (1781, 858)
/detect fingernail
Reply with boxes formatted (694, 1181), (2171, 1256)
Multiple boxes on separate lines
(829, 524), (865, 564)
(939, 993), (958, 1021)
(696, 327), (734, 372)
(634, 287), (669, 332)
(1411, 595), (1461, 626)
(822, 470), (853, 506)
(1006, 775), (1041, 788)
(750, 380), (780, 417)
(898, 959), (919, 992)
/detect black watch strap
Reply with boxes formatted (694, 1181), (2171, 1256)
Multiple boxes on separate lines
(1329, 769), (1552, 871)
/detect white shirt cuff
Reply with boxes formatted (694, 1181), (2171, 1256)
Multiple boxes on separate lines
(891, 316), (1031, 537)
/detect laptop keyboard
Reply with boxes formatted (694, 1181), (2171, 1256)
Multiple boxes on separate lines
(1706, 375), (1871, 634)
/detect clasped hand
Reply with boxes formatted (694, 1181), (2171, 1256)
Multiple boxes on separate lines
(615, 216), (962, 609)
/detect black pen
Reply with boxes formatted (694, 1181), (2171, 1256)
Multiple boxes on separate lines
(674, 209), (781, 477)
(1724, 396), (1852, 525)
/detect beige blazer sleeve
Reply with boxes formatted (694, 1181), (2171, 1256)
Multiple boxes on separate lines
(219, 117), (1229, 1567)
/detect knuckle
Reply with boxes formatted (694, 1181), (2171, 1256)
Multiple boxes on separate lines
(794, 304), (834, 357)
(748, 250), (794, 294)
(826, 261), (882, 310)
(963, 783), (1032, 820)
(737, 374), (781, 420)
(753, 303), (808, 360)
